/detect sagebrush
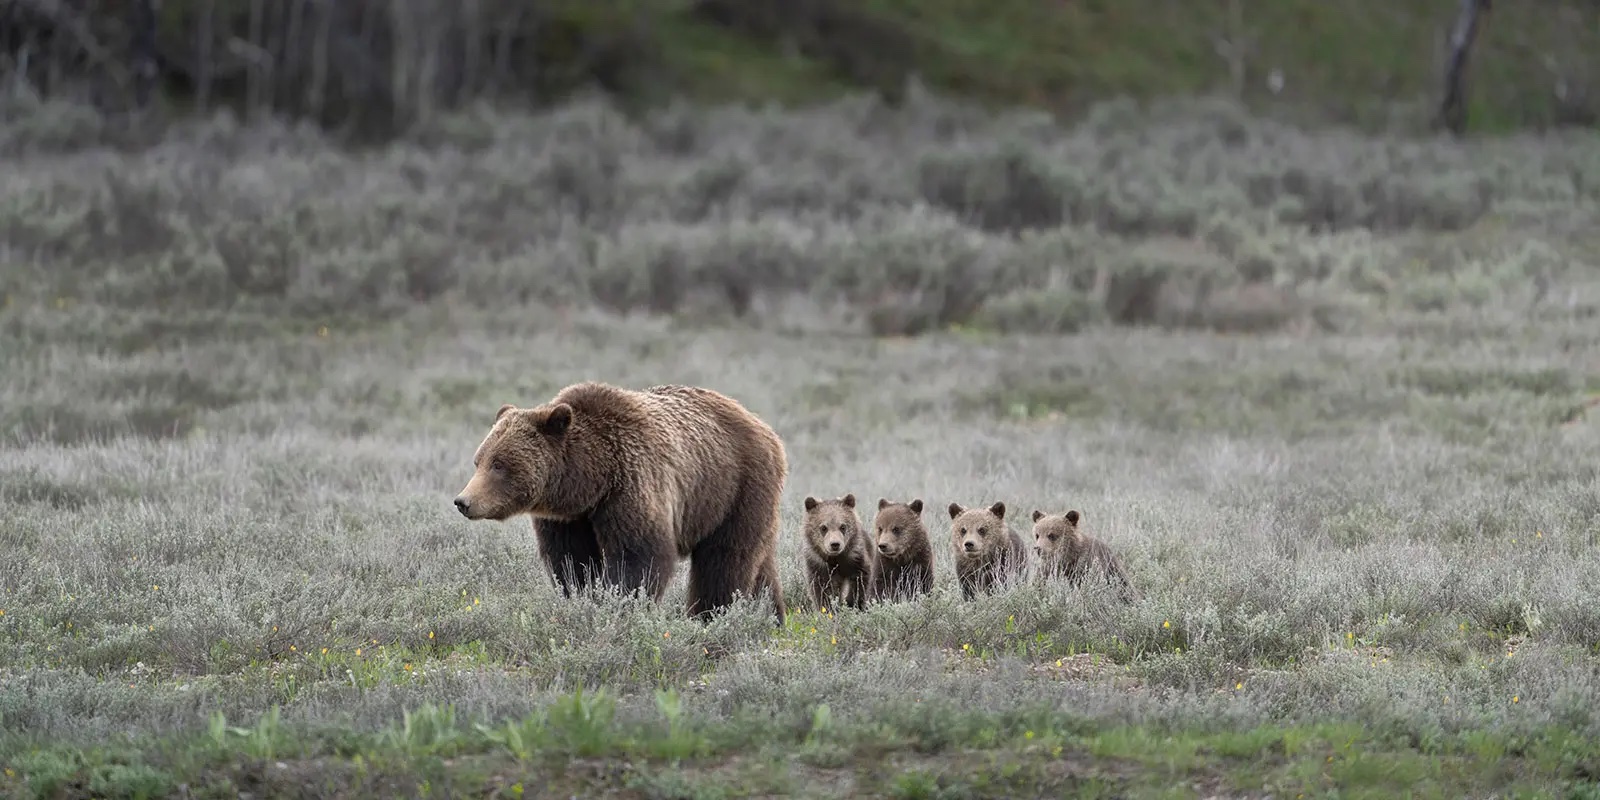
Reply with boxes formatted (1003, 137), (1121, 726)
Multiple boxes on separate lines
(2, 90), (1599, 796)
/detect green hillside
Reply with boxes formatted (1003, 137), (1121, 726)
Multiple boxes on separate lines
(665, 0), (1598, 130)
(10, 0), (1592, 138)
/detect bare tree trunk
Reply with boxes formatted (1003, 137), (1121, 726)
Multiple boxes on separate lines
(418, 4), (441, 125)
(284, 0), (306, 112)
(309, 0), (330, 121)
(129, 0), (158, 108)
(493, 5), (524, 92)
(390, 0), (413, 131)
(1211, 0), (1252, 100)
(246, 0), (264, 118)
(462, 0), (483, 100)
(196, 0), (214, 112)
(1435, 0), (1492, 136)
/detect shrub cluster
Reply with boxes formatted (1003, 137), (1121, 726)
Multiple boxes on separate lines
(1, 90), (1594, 334)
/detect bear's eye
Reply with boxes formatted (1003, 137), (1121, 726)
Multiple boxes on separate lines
(959, 527), (967, 535)
(892, 526), (901, 536)
(978, 527), (988, 536)
(839, 523), (850, 533)
(490, 457), (505, 472)
(1048, 533), (1060, 541)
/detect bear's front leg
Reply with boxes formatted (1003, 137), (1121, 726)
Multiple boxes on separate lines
(847, 569), (872, 611)
(533, 517), (605, 598)
(590, 503), (678, 602)
(805, 563), (835, 612)
(958, 568), (982, 601)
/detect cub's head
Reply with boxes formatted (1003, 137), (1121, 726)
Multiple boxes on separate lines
(454, 402), (578, 522)
(873, 498), (926, 559)
(1031, 509), (1083, 559)
(948, 501), (1008, 560)
(803, 494), (863, 558)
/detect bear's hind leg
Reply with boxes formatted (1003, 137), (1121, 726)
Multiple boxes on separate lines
(534, 518), (604, 598)
(686, 486), (781, 623)
(804, 561), (834, 613)
(686, 539), (759, 622)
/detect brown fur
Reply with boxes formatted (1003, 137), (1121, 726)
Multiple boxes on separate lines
(947, 501), (1026, 600)
(1031, 509), (1139, 602)
(802, 493), (877, 612)
(871, 497), (934, 601)
(452, 381), (788, 625)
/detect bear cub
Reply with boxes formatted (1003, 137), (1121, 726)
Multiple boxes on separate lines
(948, 501), (1026, 599)
(802, 493), (878, 611)
(1031, 509), (1139, 602)
(871, 498), (934, 601)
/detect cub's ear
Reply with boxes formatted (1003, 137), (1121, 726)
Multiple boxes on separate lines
(496, 403), (517, 421)
(804, 496), (819, 512)
(878, 498), (890, 510)
(908, 498), (924, 514)
(1065, 510), (1081, 525)
(841, 493), (856, 508)
(947, 502), (964, 519)
(988, 501), (1006, 519)
(538, 403), (573, 436)
(1031, 509), (1045, 523)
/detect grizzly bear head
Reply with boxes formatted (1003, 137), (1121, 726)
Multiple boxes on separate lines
(454, 402), (594, 522)
(1031, 509), (1083, 559)
(803, 493), (864, 560)
(948, 501), (1007, 560)
(873, 497), (926, 559)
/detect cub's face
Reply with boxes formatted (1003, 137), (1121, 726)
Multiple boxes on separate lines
(1031, 509), (1082, 558)
(453, 402), (573, 522)
(804, 494), (862, 558)
(948, 501), (1007, 559)
(873, 498), (925, 558)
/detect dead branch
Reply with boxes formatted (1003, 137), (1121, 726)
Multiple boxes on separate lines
(1435, 0), (1493, 136)
(12, 0), (132, 93)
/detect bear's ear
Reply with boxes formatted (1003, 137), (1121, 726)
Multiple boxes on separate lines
(878, 497), (890, 510)
(1031, 509), (1045, 523)
(989, 501), (1006, 519)
(804, 496), (819, 512)
(841, 493), (856, 508)
(496, 403), (516, 421)
(538, 403), (573, 436)
(908, 498), (924, 514)
(947, 502), (964, 519)
(1065, 510), (1080, 525)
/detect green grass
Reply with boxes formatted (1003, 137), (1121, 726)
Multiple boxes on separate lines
(654, 16), (846, 107)
(658, 0), (1599, 132)
(5, 702), (1598, 798)
(3, 90), (1600, 796)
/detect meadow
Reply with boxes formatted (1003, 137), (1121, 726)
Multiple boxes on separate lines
(3, 89), (1600, 797)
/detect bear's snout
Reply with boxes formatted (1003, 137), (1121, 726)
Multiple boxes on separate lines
(876, 542), (891, 554)
(962, 540), (978, 553)
(826, 540), (844, 554)
(453, 496), (472, 516)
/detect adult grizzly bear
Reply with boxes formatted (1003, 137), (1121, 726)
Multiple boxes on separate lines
(452, 381), (788, 625)
(948, 501), (1026, 600)
(801, 493), (877, 612)
(1031, 509), (1139, 603)
(871, 498), (934, 601)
